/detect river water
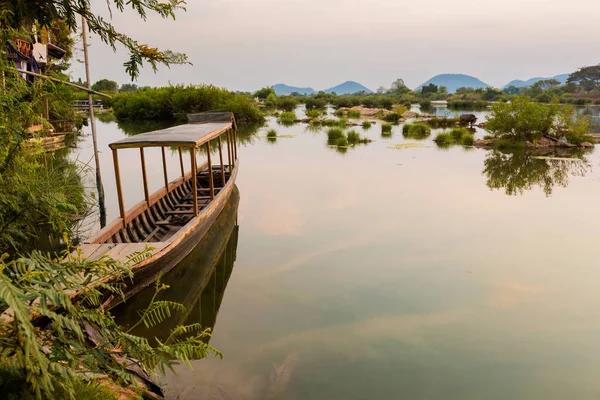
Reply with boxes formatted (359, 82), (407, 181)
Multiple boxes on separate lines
(71, 106), (600, 399)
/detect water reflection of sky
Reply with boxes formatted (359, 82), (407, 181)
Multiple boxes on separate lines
(73, 107), (600, 400)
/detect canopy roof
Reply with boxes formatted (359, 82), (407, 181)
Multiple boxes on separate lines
(109, 113), (236, 149)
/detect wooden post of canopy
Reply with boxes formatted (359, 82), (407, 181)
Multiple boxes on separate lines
(112, 149), (126, 224)
(190, 147), (198, 217)
(161, 147), (169, 192)
(232, 128), (238, 161)
(226, 129), (233, 173)
(178, 147), (185, 177)
(217, 135), (226, 186)
(140, 148), (149, 206)
(206, 142), (215, 199)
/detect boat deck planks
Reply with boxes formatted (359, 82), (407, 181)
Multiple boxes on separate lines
(77, 242), (169, 263)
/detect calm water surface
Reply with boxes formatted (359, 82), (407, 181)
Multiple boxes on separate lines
(71, 106), (600, 399)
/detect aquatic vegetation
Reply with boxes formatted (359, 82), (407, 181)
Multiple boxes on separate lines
(419, 99), (432, 109)
(335, 109), (344, 117)
(337, 117), (348, 127)
(425, 117), (459, 128)
(305, 97), (327, 110)
(305, 109), (323, 119)
(347, 110), (361, 119)
(433, 128), (474, 147)
(347, 130), (372, 144)
(494, 139), (526, 151)
(113, 84), (264, 124)
(382, 112), (402, 123)
(402, 123), (431, 138)
(276, 96), (298, 112)
(327, 128), (345, 141)
(335, 136), (349, 147)
(433, 132), (454, 146)
(388, 143), (427, 149)
(266, 129), (277, 138)
(448, 100), (489, 109)
(381, 123), (393, 135)
(278, 111), (297, 123)
(362, 120), (372, 129)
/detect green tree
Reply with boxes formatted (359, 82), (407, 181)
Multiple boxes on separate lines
(119, 83), (138, 93)
(421, 83), (438, 94)
(254, 86), (275, 99)
(91, 79), (118, 93)
(567, 66), (600, 92)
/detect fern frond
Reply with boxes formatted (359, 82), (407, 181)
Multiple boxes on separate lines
(136, 301), (185, 329)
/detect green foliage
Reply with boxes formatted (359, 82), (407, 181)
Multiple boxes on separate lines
(347, 110), (361, 119)
(494, 139), (526, 151)
(382, 113), (401, 123)
(433, 132), (453, 146)
(334, 136), (349, 147)
(266, 129), (277, 138)
(0, 248), (221, 399)
(1, 1), (189, 80)
(425, 117), (459, 128)
(119, 83), (138, 93)
(347, 130), (371, 145)
(362, 121), (372, 129)
(276, 96), (298, 112)
(91, 79), (118, 93)
(486, 96), (559, 141)
(278, 111), (297, 124)
(381, 123), (393, 135)
(304, 97), (327, 110)
(112, 85), (264, 124)
(305, 109), (323, 119)
(419, 99), (432, 109)
(433, 128), (474, 147)
(254, 87), (275, 99)
(264, 93), (278, 108)
(327, 128), (345, 141)
(448, 100), (489, 109)
(551, 106), (594, 144)
(402, 123), (431, 138)
(567, 65), (600, 92)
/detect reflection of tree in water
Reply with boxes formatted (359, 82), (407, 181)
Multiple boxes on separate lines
(483, 150), (590, 196)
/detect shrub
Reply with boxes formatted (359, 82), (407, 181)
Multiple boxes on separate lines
(337, 117), (348, 127)
(434, 132), (454, 146)
(278, 111), (297, 123)
(486, 96), (558, 141)
(277, 96), (298, 112)
(347, 110), (361, 118)
(447, 100), (488, 109)
(335, 136), (349, 147)
(402, 123), (431, 138)
(425, 117), (459, 128)
(327, 128), (345, 141)
(450, 127), (468, 141)
(379, 97), (394, 110)
(381, 123), (393, 135)
(335, 109), (345, 117)
(461, 132), (475, 145)
(347, 130), (361, 143)
(382, 112), (401, 123)
(392, 105), (408, 115)
(362, 120), (372, 129)
(305, 109), (322, 119)
(266, 129), (277, 138)
(495, 139), (525, 151)
(419, 99), (432, 109)
(305, 97), (327, 110)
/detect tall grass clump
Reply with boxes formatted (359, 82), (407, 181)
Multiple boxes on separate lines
(381, 123), (393, 135)
(433, 132), (454, 146)
(305, 109), (323, 119)
(433, 128), (475, 147)
(425, 117), (459, 128)
(335, 136), (349, 147)
(266, 129), (277, 138)
(382, 112), (401, 123)
(362, 120), (372, 129)
(327, 127), (345, 141)
(278, 111), (297, 124)
(402, 123), (431, 138)
(347, 110), (361, 118)
(347, 130), (372, 144)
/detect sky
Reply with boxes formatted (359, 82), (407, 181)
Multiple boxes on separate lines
(69, 0), (600, 92)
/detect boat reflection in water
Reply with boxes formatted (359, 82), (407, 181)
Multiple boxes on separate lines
(112, 185), (240, 344)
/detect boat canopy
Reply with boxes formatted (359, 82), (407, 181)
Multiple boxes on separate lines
(109, 112), (237, 150)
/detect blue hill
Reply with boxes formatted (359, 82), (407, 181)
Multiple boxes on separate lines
(324, 81), (372, 95)
(503, 74), (569, 88)
(273, 84), (314, 96)
(416, 74), (489, 93)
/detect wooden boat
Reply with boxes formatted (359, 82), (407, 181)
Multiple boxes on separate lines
(76, 112), (239, 303)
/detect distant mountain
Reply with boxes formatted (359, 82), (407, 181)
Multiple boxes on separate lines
(273, 84), (314, 96)
(324, 81), (372, 95)
(503, 74), (569, 89)
(416, 74), (489, 93)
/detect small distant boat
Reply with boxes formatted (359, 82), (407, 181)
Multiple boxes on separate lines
(76, 112), (239, 303)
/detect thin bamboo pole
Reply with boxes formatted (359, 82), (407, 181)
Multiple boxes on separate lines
(112, 149), (126, 223)
(178, 147), (185, 177)
(217, 135), (226, 185)
(82, 16), (105, 221)
(190, 148), (198, 217)
(161, 147), (169, 192)
(140, 148), (149, 206)
(206, 142), (215, 199)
